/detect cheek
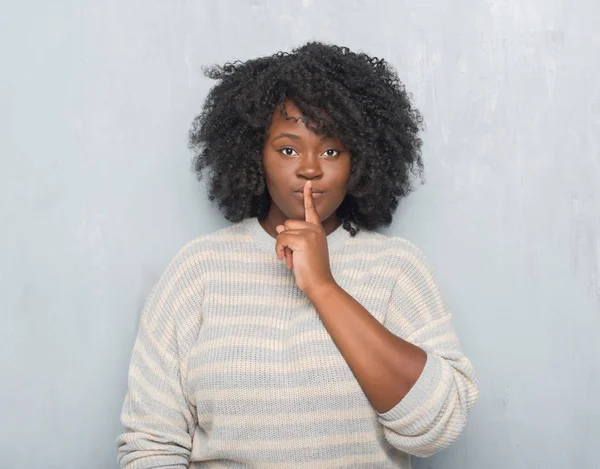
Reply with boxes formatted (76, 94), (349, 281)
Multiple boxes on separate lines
(262, 154), (288, 180)
(337, 162), (352, 190)
(261, 159), (278, 188)
(262, 163), (287, 201)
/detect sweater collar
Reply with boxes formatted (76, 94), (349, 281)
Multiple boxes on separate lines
(244, 217), (351, 254)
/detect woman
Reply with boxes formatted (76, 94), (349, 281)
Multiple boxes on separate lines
(116, 42), (478, 468)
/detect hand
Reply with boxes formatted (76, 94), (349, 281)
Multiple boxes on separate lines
(275, 181), (336, 294)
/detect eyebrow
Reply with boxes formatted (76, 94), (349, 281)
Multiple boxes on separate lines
(271, 132), (333, 143)
(271, 133), (300, 142)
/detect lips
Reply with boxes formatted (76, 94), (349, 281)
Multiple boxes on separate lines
(293, 191), (325, 199)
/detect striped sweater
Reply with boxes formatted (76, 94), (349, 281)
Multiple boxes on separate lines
(116, 216), (478, 468)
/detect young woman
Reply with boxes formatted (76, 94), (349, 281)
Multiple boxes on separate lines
(117, 42), (478, 468)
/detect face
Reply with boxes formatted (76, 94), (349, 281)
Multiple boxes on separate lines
(262, 100), (352, 232)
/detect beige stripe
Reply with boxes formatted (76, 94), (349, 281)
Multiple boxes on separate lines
(407, 314), (453, 343)
(399, 261), (446, 321)
(452, 361), (479, 408)
(120, 411), (191, 437)
(419, 331), (460, 349)
(203, 272), (294, 286)
(338, 281), (392, 302)
(202, 314), (290, 330)
(165, 234), (418, 284)
(124, 386), (184, 426)
(387, 300), (419, 338)
(128, 364), (183, 413)
(135, 330), (179, 378)
(160, 282), (204, 319)
(197, 406), (375, 427)
(148, 237), (440, 332)
(204, 233), (255, 243)
(203, 308), (315, 330)
(338, 268), (395, 283)
(194, 380), (361, 401)
(143, 283), (203, 338)
(335, 242), (425, 264)
(206, 277), (390, 309)
(181, 230), (255, 248)
(415, 389), (461, 456)
(208, 313), (319, 332)
(336, 251), (446, 328)
(196, 329), (331, 352)
(204, 292), (309, 308)
(147, 248), (284, 330)
(140, 317), (199, 406)
(332, 248), (401, 263)
(136, 324), (179, 370)
(145, 255), (206, 331)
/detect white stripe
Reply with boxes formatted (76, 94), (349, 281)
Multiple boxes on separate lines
(260, 453), (390, 469)
(212, 430), (375, 452)
(385, 359), (453, 429)
(190, 355), (344, 375)
(193, 380), (361, 401)
(203, 308), (316, 331)
(197, 406), (375, 427)
(126, 366), (183, 415)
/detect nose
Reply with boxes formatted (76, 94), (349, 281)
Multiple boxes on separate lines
(296, 153), (323, 180)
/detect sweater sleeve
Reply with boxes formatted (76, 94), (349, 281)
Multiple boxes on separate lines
(116, 242), (204, 469)
(376, 241), (479, 458)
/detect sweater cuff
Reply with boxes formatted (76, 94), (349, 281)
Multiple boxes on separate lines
(377, 353), (443, 422)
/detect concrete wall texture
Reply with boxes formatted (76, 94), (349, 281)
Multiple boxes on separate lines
(1, 1), (599, 468)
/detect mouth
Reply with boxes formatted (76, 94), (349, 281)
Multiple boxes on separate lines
(293, 191), (325, 199)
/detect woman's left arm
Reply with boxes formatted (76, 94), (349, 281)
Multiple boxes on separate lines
(305, 244), (479, 458)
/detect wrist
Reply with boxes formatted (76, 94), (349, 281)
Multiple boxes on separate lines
(304, 279), (340, 301)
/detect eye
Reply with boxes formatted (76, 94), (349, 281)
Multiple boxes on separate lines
(278, 147), (299, 157)
(322, 149), (342, 158)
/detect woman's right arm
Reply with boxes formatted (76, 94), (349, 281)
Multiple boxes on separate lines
(116, 242), (204, 469)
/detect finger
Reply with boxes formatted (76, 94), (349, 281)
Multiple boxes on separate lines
(276, 225), (294, 269)
(304, 180), (321, 226)
(283, 219), (317, 231)
(275, 232), (303, 255)
(275, 225), (286, 260)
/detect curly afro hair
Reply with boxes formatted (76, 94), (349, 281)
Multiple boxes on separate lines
(189, 41), (424, 236)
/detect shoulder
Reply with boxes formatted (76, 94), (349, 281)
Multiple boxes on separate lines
(381, 236), (444, 308)
(148, 223), (243, 297)
(348, 229), (443, 303)
(385, 235), (432, 275)
(342, 229), (439, 302)
(352, 233), (451, 328)
(167, 221), (251, 269)
(347, 229), (431, 272)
